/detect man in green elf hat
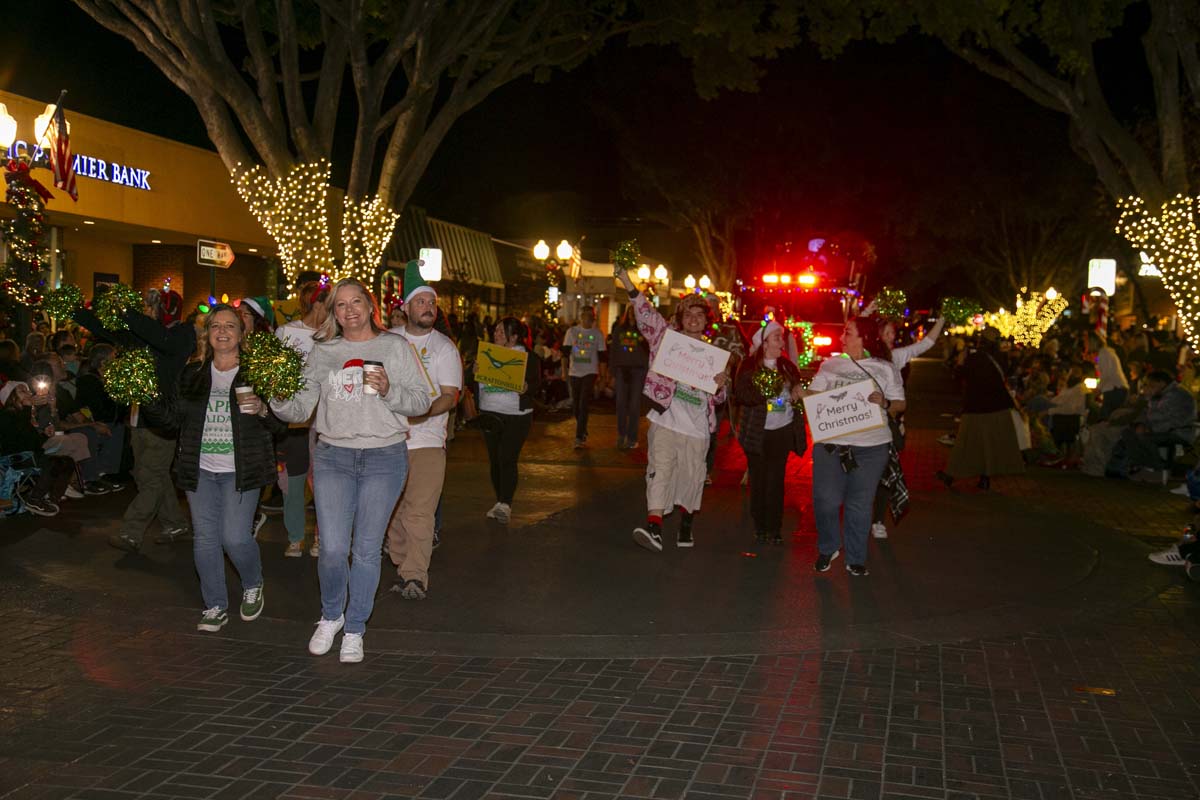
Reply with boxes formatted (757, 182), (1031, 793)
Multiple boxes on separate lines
(385, 260), (462, 600)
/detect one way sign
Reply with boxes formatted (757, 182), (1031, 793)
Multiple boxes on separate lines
(197, 239), (236, 269)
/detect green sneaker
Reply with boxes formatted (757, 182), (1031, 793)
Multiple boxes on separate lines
(197, 607), (228, 632)
(240, 586), (264, 621)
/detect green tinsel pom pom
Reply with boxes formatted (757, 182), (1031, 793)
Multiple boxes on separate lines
(241, 331), (306, 400)
(611, 239), (640, 275)
(41, 285), (84, 322)
(941, 296), (984, 326)
(875, 286), (907, 319)
(94, 283), (144, 330)
(103, 348), (159, 404)
(752, 366), (784, 399)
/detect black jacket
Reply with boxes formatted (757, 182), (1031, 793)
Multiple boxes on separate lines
(733, 357), (807, 457)
(146, 360), (285, 492)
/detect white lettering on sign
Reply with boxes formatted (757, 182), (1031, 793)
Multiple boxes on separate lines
(7, 142), (152, 191)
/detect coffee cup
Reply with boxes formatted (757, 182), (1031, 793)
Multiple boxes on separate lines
(235, 386), (257, 413)
(362, 361), (384, 395)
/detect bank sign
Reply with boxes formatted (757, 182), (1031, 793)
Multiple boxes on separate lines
(7, 141), (152, 191)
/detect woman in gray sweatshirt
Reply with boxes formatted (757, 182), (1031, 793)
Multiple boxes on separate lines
(271, 278), (432, 664)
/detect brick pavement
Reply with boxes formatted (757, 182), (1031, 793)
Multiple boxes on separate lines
(2, 360), (1199, 799)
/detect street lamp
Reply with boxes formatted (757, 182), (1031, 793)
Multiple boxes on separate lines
(698, 274), (711, 290)
(556, 239), (573, 261)
(654, 264), (668, 282)
(0, 104), (17, 149)
(533, 239), (550, 261)
(684, 274), (696, 291)
(636, 264), (651, 282)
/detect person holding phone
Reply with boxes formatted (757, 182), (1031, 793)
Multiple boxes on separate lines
(144, 305), (285, 632)
(270, 279), (432, 664)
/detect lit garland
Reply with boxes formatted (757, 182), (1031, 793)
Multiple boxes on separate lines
(0, 172), (50, 304)
(41, 284), (84, 322)
(611, 239), (640, 275)
(544, 257), (566, 318)
(752, 366), (783, 398)
(875, 286), (907, 319)
(103, 347), (159, 404)
(784, 318), (817, 368)
(240, 331), (306, 400)
(1118, 194), (1200, 345)
(341, 194), (399, 286)
(712, 290), (734, 320)
(232, 160), (335, 289)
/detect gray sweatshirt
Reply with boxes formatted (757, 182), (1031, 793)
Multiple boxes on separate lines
(270, 332), (433, 448)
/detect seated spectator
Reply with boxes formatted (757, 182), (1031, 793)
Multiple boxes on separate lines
(75, 344), (127, 491)
(28, 359), (117, 496)
(1107, 369), (1198, 481)
(20, 332), (46, 374)
(0, 380), (90, 516)
(0, 339), (25, 383)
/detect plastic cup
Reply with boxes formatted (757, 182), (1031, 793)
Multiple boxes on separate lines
(363, 361), (383, 395)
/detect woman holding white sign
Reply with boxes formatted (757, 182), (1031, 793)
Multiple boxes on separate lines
(807, 316), (905, 577)
(478, 317), (541, 523)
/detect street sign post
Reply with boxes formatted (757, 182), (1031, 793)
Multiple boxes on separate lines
(197, 239), (236, 269)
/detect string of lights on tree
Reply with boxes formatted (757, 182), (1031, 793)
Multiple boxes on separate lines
(543, 256), (566, 318)
(0, 171), (50, 305)
(235, 159), (395, 293)
(1117, 194), (1200, 345)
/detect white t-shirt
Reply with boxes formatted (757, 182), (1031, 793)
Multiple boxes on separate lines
(275, 319), (318, 357)
(647, 382), (709, 440)
(808, 354), (904, 447)
(199, 363), (238, 473)
(762, 359), (794, 431)
(478, 346), (530, 415)
(564, 325), (605, 377)
(392, 326), (463, 450)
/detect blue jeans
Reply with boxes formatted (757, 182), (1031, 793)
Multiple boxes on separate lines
(812, 443), (890, 566)
(187, 469), (263, 610)
(313, 440), (409, 634)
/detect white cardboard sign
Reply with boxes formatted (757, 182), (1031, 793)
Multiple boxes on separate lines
(802, 379), (887, 442)
(649, 328), (731, 394)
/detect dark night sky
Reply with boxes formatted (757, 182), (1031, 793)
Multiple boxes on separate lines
(7, 1), (1129, 294)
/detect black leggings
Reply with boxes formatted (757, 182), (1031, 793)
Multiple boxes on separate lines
(482, 412), (533, 504)
(569, 374), (596, 439)
(747, 425), (792, 534)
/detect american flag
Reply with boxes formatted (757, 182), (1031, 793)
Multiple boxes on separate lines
(45, 104), (77, 201)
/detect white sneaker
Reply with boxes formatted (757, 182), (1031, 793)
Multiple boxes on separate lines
(253, 512), (268, 538)
(310, 535), (319, 558)
(494, 503), (511, 525)
(1149, 545), (1186, 566)
(485, 502), (503, 519)
(63, 484), (84, 500)
(871, 522), (888, 539)
(308, 615), (344, 655)
(339, 632), (364, 663)
(284, 541), (304, 558)
(1170, 483), (1191, 496)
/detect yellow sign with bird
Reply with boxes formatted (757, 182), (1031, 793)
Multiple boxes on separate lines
(476, 342), (528, 393)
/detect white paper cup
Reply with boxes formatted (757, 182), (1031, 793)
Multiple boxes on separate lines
(235, 386), (257, 412)
(363, 361), (383, 395)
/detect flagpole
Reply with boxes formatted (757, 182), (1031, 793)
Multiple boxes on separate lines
(34, 89), (69, 149)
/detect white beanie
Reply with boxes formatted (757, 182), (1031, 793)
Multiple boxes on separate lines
(750, 321), (784, 354)
(0, 381), (29, 407)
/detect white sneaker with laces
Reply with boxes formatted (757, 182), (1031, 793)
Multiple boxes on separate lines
(871, 522), (888, 539)
(1149, 545), (1186, 566)
(339, 632), (364, 663)
(494, 503), (511, 524)
(309, 615), (344, 655)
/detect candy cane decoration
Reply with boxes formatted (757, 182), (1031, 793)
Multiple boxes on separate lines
(1084, 287), (1109, 339)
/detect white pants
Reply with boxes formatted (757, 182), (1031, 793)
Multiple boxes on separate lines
(646, 423), (709, 514)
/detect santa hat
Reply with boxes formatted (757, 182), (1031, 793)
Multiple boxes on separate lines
(751, 320), (783, 354)
(0, 380), (29, 407)
(239, 296), (275, 327)
(403, 260), (436, 303)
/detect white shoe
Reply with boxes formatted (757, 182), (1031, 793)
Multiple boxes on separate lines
(494, 503), (511, 525)
(485, 502), (503, 519)
(1149, 545), (1186, 566)
(1170, 483), (1191, 496)
(309, 535), (319, 558)
(339, 632), (364, 663)
(871, 522), (888, 539)
(284, 541), (304, 558)
(63, 484), (84, 500)
(253, 512), (268, 538)
(308, 615), (344, 655)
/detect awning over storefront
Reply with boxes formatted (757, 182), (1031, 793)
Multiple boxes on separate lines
(392, 207), (504, 288)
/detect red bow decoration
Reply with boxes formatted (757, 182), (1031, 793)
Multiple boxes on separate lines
(5, 159), (54, 204)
